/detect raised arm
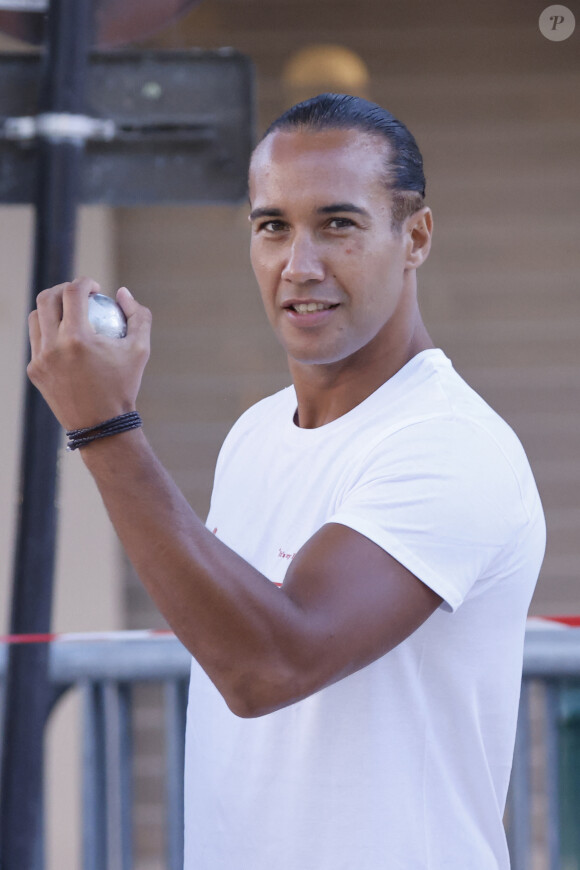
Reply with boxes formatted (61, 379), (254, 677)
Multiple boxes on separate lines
(28, 278), (442, 717)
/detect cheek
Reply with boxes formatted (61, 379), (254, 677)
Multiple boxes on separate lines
(251, 253), (277, 314)
(251, 242), (279, 280)
(249, 242), (261, 275)
(250, 250), (271, 292)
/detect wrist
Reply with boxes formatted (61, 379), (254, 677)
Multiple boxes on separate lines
(78, 425), (150, 476)
(66, 411), (142, 451)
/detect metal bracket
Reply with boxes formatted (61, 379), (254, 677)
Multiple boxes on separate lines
(0, 0), (48, 9)
(0, 50), (254, 205)
(3, 112), (116, 142)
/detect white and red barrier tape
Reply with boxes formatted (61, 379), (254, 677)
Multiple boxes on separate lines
(526, 616), (580, 630)
(0, 629), (174, 645)
(0, 617), (578, 645)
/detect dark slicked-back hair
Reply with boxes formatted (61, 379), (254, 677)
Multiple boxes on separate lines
(260, 93), (426, 232)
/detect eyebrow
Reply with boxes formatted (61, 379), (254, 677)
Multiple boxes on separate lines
(249, 203), (370, 221)
(249, 207), (283, 221)
(318, 203), (370, 217)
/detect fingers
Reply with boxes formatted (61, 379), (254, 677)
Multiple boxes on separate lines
(62, 276), (99, 331)
(34, 277), (98, 343)
(32, 278), (148, 350)
(28, 310), (41, 358)
(27, 278), (150, 429)
(35, 281), (67, 338)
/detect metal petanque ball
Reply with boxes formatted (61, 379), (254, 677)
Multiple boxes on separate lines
(88, 293), (127, 339)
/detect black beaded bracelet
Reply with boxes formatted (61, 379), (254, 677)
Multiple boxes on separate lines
(66, 411), (142, 451)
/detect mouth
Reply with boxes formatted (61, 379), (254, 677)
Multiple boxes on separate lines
(283, 301), (339, 314)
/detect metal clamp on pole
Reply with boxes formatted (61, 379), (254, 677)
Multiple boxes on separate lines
(3, 112), (116, 142)
(0, 0), (48, 10)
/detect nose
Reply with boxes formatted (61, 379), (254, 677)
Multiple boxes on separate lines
(281, 233), (325, 284)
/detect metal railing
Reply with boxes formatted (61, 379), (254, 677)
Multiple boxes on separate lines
(0, 634), (191, 870)
(508, 626), (580, 870)
(1, 626), (580, 870)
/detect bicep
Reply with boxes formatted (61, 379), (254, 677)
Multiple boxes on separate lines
(281, 522), (442, 694)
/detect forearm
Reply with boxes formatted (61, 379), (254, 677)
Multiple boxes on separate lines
(80, 428), (309, 715)
(25, 279), (315, 714)
(28, 280), (441, 718)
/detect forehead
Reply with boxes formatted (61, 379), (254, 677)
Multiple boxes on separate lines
(249, 128), (390, 208)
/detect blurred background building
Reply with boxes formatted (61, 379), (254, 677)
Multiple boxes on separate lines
(0, 0), (578, 867)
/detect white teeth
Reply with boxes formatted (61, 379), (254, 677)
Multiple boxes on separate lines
(293, 302), (332, 313)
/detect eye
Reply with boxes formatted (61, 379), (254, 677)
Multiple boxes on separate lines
(257, 219), (287, 233)
(327, 217), (355, 229)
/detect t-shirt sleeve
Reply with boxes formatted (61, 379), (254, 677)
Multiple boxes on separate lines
(327, 417), (529, 611)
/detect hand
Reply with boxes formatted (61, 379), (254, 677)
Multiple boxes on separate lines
(27, 276), (151, 431)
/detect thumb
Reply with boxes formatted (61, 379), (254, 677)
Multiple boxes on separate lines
(116, 286), (152, 347)
(116, 285), (140, 317)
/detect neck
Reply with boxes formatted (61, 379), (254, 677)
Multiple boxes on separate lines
(289, 309), (434, 429)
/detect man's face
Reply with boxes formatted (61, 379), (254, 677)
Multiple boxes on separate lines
(249, 127), (422, 370)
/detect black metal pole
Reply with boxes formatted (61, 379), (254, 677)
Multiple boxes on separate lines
(0, 2), (94, 868)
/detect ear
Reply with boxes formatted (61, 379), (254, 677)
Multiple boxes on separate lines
(404, 207), (433, 271)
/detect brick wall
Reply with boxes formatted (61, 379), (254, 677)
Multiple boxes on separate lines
(130, 0), (579, 619)
(119, 3), (579, 865)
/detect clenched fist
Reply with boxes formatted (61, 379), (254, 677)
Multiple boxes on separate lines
(27, 276), (151, 432)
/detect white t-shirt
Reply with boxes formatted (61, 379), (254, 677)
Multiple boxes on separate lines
(184, 349), (545, 870)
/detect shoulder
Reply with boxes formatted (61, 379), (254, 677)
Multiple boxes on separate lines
(346, 352), (542, 529)
(385, 350), (533, 475)
(420, 357), (538, 506)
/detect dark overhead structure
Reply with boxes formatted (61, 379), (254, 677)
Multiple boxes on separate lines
(0, 50), (254, 205)
(0, 0), (205, 47)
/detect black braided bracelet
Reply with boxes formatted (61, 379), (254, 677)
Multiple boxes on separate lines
(66, 411), (143, 451)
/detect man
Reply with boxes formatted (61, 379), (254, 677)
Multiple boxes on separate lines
(28, 94), (545, 869)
